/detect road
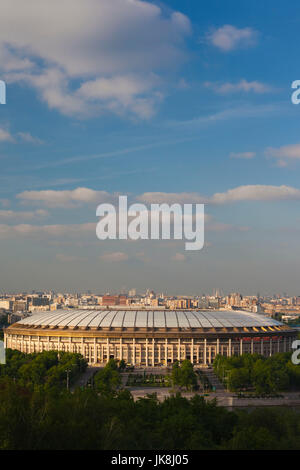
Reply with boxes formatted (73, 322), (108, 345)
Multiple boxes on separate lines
(70, 366), (100, 391)
(201, 368), (226, 392)
(70, 366), (300, 409)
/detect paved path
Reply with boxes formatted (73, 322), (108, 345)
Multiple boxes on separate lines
(201, 368), (225, 392)
(70, 366), (100, 391)
(71, 366), (300, 409)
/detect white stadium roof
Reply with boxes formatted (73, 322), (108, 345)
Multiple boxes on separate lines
(16, 309), (283, 330)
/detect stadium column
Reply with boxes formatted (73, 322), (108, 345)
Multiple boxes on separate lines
(120, 338), (123, 362)
(94, 338), (97, 364)
(269, 338), (272, 356)
(152, 338), (155, 366)
(125, 344), (129, 364)
(228, 339), (232, 357)
(251, 339), (254, 354)
(216, 338), (219, 355)
(133, 338), (136, 365)
(165, 338), (168, 365)
(178, 338), (180, 361)
(145, 338), (148, 367)
(29, 335), (31, 354)
(106, 338), (109, 363)
(88, 344), (91, 364)
(261, 338), (264, 355)
(57, 336), (60, 352)
(204, 339), (207, 365)
(191, 338), (194, 364)
(102, 343), (104, 363)
(240, 338), (243, 355)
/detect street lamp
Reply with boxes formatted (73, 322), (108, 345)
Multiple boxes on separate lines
(65, 368), (72, 391)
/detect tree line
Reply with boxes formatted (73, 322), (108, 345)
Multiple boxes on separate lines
(93, 358), (198, 393)
(1, 375), (300, 449)
(1, 350), (300, 449)
(213, 352), (300, 393)
(0, 349), (87, 390)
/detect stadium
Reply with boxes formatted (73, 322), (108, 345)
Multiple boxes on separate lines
(4, 309), (297, 366)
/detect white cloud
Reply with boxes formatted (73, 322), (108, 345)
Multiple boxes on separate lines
(265, 143), (300, 167)
(0, 0), (191, 118)
(77, 74), (162, 119)
(17, 132), (43, 144)
(0, 0), (191, 76)
(207, 25), (258, 51)
(135, 251), (151, 263)
(55, 253), (86, 262)
(205, 79), (272, 94)
(8, 67), (161, 120)
(137, 192), (208, 204)
(7, 68), (93, 117)
(229, 151), (256, 159)
(0, 44), (34, 72)
(18, 185), (300, 212)
(206, 221), (249, 232)
(100, 252), (129, 262)
(138, 185), (300, 205)
(0, 222), (95, 240)
(17, 187), (115, 208)
(210, 185), (300, 203)
(0, 127), (42, 144)
(0, 128), (13, 142)
(171, 253), (185, 261)
(0, 209), (48, 220)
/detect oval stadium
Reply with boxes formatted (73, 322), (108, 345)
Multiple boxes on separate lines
(4, 309), (297, 366)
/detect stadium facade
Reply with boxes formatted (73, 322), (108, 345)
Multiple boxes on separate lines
(4, 309), (297, 366)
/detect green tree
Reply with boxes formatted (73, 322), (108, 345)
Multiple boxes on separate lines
(171, 360), (197, 391)
(94, 361), (121, 395)
(227, 367), (250, 391)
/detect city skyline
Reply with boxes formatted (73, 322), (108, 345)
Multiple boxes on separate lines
(1, 1), (300, 293)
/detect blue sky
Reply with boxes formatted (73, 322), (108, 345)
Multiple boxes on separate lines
(1, 0), (300, 295)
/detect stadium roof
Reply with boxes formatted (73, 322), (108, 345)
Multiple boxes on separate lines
(15, 309), (284, 331)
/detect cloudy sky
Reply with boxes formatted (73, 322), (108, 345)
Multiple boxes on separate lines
(1, 0), (300, 295)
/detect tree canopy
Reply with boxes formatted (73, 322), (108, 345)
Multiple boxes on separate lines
(171, 360), (198, 390)
(213, 352), (297, 393)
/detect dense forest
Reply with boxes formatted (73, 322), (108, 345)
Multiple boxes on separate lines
(213, 352), (300, 393)
(1, 350), (300, 449)
(1, 376), (300, 449)
(0, 349), (87, 389)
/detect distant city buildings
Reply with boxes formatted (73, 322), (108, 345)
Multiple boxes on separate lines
(0, 289), (300, 324)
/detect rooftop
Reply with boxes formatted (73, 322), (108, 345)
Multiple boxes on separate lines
(13, 309), (285, 331)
